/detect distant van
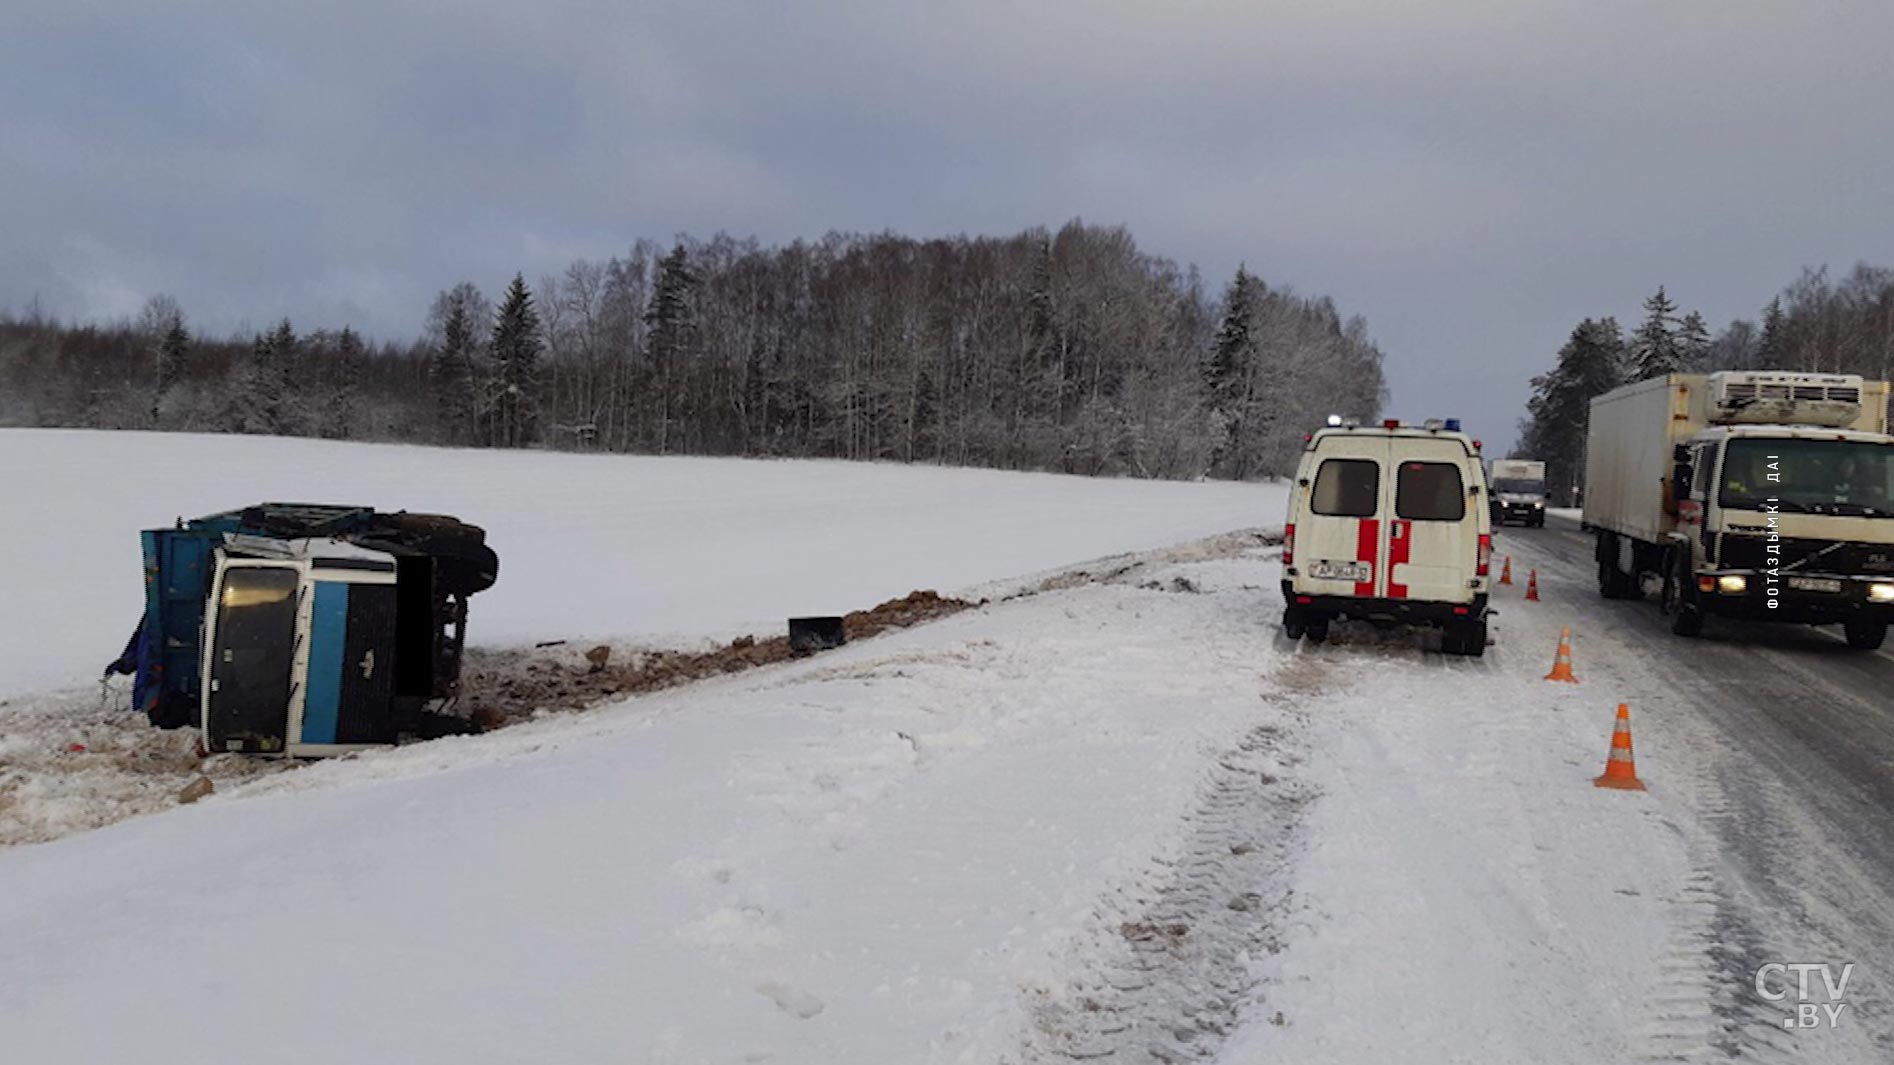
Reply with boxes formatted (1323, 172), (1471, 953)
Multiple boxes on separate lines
(1281, 420), (1494, 655)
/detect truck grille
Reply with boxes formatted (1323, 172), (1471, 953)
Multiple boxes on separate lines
(1718, 534), (1894, 574)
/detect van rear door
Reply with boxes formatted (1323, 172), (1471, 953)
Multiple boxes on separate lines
(1300, 436), (1388, 597)
(1386, 445), (1476, 604)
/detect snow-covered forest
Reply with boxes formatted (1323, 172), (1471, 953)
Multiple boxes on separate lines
(1517, 263), (1894, 501)
(0, 222), (1387, 480)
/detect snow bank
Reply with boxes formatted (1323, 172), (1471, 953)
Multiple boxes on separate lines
(0, 429), (1279, 697)
(0, 541), (1296, 1065)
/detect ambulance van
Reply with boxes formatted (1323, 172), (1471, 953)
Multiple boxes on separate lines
(1281, 419), (1494, 655)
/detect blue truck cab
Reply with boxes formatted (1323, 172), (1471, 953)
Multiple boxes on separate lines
(119, 504), (498, 755)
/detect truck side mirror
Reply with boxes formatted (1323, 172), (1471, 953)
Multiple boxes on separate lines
(1672, 462), (1692, 499)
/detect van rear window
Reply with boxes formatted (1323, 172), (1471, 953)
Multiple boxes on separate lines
(1311, 459), (1379, 517)
(1396, 462), (1466, 520)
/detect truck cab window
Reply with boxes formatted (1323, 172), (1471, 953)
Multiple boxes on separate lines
(1310, 459), (1379, 517)
(1721, 438), (1894, 515)
(205, 567), (300, 745)
(1396, 462), (1466, 521)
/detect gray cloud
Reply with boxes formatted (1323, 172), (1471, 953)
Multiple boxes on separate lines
(5, 1), (1892, 448)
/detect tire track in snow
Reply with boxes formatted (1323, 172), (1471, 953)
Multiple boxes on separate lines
(1015, 652), (1323, 1064)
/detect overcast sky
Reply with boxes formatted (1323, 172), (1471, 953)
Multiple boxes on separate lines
(5, 1), (1892, 449)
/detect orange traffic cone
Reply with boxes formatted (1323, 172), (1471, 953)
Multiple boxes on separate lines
(1545, 627), (1579, 682)
(1594, 703), (1646, 791)
(1525, 568), (1540, 601)
(1500, 556), (1513, 586)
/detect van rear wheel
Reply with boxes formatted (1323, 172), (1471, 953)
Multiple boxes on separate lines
(1282, 608), (1307, 640)
(1304, 620), (1330, 644)
(1443, 619), (1487, 657)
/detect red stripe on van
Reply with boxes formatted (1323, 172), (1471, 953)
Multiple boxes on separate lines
(1388, 519), (1410, 599)
(1354, 519), (1378, 597)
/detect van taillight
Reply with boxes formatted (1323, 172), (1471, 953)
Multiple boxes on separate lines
(1283, 524), (1295, 565)
(1476, 533), (1492, 577)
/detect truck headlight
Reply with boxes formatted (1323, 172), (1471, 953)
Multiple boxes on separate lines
(1532, 501), (1543, 508)
(1870, 582), (1894, 602)
(1716, 575), (1747, 595)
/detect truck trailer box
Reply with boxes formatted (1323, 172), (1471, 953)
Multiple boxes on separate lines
(1582, 373), (1890, 544)
(1489, 459), (1547, 482)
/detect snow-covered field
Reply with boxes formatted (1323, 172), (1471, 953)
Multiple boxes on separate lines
(0, 429), (1274, 699)
(2, 432), (1883, 1063)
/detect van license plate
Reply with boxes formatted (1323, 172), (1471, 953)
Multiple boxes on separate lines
(1311, 560), (1371, 582)
(1788, 576), (1842, 593)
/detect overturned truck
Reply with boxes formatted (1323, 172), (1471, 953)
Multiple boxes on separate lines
(107, 504), (499, 755)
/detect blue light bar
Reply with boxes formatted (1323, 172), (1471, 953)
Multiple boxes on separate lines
(1443, 418), (1461, 432)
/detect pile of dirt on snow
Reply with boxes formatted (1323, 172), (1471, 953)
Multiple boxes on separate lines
(464, 589), (975, 726)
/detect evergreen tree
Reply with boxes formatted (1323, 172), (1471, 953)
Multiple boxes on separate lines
(1757, 297), (1788, 368)
(489, 274), (543, 448)
(269, 319), (302, 434)
(1628, 286), (1680, 380)
(1518, 317), (1625, 503)
(322, 326), (364, 439)
(233, 319), (296, 435)
(1207, 265), (1260, 477)
(643, 245), (699, 453)
(153, 313), (189, 424)
(429, 284), (486, 445)
(1022, 235), (1061, 438)
(1675, 310), (1710, 372)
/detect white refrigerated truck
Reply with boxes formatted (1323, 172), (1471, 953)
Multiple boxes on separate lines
(1583, 370), (1894, 647)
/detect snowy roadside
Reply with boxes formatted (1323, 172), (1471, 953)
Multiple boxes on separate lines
(0, 531), (1275, 849)
(0, 535), (1304, 1065)
(6, 499), (1873, 1061)
(0, 429), (1281, 847)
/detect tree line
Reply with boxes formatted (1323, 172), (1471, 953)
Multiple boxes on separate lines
(0, 221), (1388, 480)
(1517, 264), (1894, 502)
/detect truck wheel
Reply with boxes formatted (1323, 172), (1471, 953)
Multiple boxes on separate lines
(1844, 619), (1888, 650)
(1665, 552), (1704, 637)
(1595, 532), (1631, 599)
(1598, 556), (1635, 600)
(1597, 557), (1617, 598)
(1282, 607), (1307, 640)
(1304, 620), (1330, 644)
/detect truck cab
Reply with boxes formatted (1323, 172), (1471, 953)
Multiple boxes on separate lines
(203, 538), (421, 755)
(1587, 371), (1894, 648)
(1667, 422), (1894, 646)
(1282, 418), (1493, 655)
(114, 503), (498, 753)
(1488, 458), (1548, 527)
